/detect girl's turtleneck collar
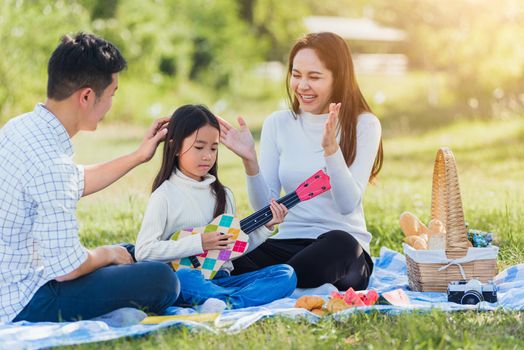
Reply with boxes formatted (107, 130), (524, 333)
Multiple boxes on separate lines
(168, 170), (216, 189)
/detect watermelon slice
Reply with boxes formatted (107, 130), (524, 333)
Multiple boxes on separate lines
(378, 289), (411, 307)
(330, 291), (345, 300)
(329, 288), (379, 308)
(341, 288), (367, 307)
(359, 290), (379, 306)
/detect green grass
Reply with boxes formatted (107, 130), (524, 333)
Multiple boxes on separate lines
(67, 114), (524, 349)
(68, 311), (524, 350)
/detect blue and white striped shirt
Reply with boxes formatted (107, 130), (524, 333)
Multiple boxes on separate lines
(0, 104), (87, 323)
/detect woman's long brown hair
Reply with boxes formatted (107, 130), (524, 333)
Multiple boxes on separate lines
(152, 104), (227, 217)
(285, 32), (383, 182)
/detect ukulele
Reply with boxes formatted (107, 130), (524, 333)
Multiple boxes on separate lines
(170, 169), (331, 279)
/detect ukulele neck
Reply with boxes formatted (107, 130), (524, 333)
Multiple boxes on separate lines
(239, 191), (300, 234)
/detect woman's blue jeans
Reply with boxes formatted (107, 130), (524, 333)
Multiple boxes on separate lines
(13, 260), (180, 323)
(176, 264), (297, 309)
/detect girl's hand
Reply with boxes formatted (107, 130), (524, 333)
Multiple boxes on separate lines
(217, 116), (257, 162)
(107, 245), (134, 265)
(264, 199), (289, 231)
(201, 232), (234, 251)
(321, 103), (341, 157)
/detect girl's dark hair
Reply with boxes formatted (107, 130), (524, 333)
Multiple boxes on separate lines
(152, 104), (227, 217)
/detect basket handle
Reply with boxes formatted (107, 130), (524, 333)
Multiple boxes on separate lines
(430, 147), (471, 258)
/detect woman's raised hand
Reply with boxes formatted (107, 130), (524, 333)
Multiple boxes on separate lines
(217, 115), (260, 175)
(321, 103), (341, 157)
(217, 116), (256, 161)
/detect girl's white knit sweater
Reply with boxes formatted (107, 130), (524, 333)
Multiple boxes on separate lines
(135, 171), (273, 272)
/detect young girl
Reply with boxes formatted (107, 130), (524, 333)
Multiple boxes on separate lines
(135, 104), (296, 310)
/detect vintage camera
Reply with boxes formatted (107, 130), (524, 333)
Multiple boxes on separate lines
(447, 279), (497, 305)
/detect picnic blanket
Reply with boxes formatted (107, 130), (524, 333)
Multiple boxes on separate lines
(1, 247), (523, 350)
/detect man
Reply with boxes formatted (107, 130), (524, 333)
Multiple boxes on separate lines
(0, 33), (179, 323)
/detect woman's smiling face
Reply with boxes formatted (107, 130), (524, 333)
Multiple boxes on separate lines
(290, 48), (334, 115)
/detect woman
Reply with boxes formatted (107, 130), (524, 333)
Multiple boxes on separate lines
(219, 32), (383, 290)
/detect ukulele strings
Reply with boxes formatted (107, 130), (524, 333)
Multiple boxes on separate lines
(240, 193), (300, 233)
(240, 174), (326, 233)
(240, 197), (300, 234)
(240, 192), (300, 234)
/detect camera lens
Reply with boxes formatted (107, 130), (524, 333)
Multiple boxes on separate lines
(461, 290), (484, 305)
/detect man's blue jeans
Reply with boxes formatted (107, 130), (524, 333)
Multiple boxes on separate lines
(13, 261), (180, 322)
(176, 264), (297, 309)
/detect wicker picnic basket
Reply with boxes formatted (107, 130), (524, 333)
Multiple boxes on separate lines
(404, 147), (498, 292)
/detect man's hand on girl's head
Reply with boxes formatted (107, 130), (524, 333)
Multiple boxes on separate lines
(133, 117), (170, 164)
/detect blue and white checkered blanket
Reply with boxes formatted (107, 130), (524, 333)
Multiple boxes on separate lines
(1, 247), (523, 350)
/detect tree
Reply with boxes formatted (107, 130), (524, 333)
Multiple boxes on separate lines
(0, 0), (91, 122)
(237, 0), (307, 61)
(375, 0), (524, 114)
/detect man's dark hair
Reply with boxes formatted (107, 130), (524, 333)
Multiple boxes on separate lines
(47, 32), (127, 100)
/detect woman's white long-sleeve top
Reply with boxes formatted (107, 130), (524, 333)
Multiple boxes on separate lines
(246, 110), (381, 254)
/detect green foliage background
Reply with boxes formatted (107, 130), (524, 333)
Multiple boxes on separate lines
(375, 0), (524, 115)
(0, 0), (306, 123)
(2, 0), (524, 125)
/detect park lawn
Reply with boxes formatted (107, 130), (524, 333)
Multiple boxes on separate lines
(66, 115), (524, 349)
